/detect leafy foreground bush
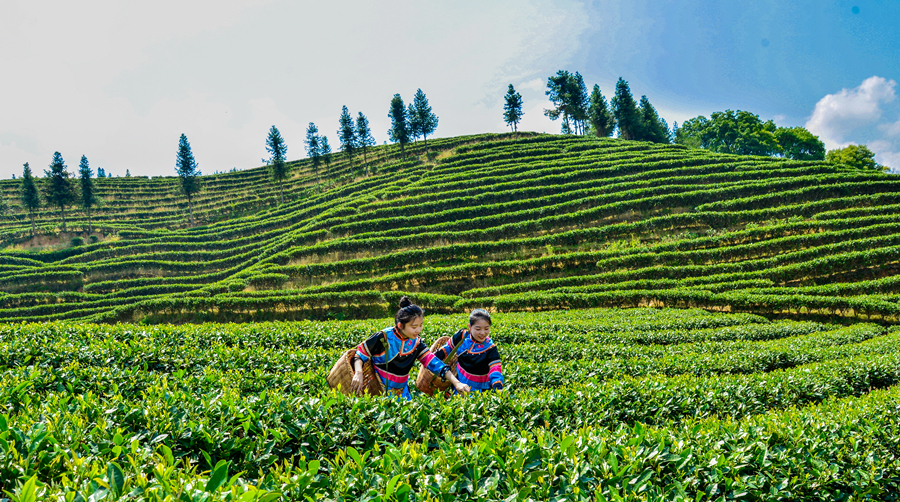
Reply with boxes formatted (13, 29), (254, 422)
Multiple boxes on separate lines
(1, 308), (899, 501)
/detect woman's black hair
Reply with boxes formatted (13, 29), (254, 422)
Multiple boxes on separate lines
(468, 308), (492, 326)
(395, 296), (424, 326)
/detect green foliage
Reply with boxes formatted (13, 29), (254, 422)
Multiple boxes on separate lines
(42, 152), (77, 233)
(355, 112), (375, 173)
(388, 94), (410, 158)
(638, 95), (670, 143)
(266, 125), (289, 204)
(304, 122), (322, 181)
(410, 89), (439, 147)
(775, 126), (825, 160)
(611, 77), (644, 140)
(18, 163), (40, 236)
(544, 70), (589, 135)
(502, 84), (524, 134)
(675, 110), (781, 156)
(826, 143), (883, 171)
(587, 84), (614, 137)
(175, 134), (201, 226)
(337, 106), (356, 165)
(2, 311), (900, 500)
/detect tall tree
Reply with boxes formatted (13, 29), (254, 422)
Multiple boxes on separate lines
(97, 167), (106, 178)
(407, 102), (422, 143)
(570, 73), (589, 135)
(320, 135), (332, 172)
(826, 144), (882, 171)
(266, 125), (289, 204)
(175, 134), (201, 226)
(411, 88), (438, 148)
(775, 127), (826, 160)
(611, 78), (644, 140)
(587, 84), (615, 137)
(304, 122), (322, 184)
(355, 112), (375, 175)
(503, 84), (524, 137)
(545, 70), (574, 134)
(388, 94), (410, 159)
(42, 152), (77, 233)
(638, 95), (670, 143)
(338, 106), (357, 167)
(78, 155), (99, 233)
(20, 163), (40, 236)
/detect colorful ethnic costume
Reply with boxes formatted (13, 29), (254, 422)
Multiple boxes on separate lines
(434, 329), (504, 392)
(355, 326), (450, 400)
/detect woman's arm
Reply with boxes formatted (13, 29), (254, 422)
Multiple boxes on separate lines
(350, 356), (364, 393)
(443, 369), (471, 393)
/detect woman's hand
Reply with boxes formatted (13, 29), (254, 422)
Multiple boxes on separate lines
(350, 369), (364, 394)
(454, 381), (471, 393)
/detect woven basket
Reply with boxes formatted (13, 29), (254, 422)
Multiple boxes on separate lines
(327, 349), (383, 396)
(415, 336), (458, 396)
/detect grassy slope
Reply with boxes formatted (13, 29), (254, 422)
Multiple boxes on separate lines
(1, 132), (899, 323)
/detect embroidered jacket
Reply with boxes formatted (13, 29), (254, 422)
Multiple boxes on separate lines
(355, 326), (448, 400)
(434, 329), (504, 391)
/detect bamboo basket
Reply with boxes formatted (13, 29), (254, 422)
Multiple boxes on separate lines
(327, 349), (383, 396)
(415, 336), (458, 396)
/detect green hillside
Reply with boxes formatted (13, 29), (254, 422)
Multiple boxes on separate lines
(2, 132), (900, 323)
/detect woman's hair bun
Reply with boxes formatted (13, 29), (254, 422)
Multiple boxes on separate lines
(398, 295), (412, 308)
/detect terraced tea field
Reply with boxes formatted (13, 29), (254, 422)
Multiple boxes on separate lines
(2, 133), (900, 324)
(3, 308), (900, 500)
(3, 133), (900, 500)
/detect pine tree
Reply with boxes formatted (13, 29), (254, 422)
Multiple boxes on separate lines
(20, 163), (40, 236)
(175, 134), (201, 226)
(638, 95), (670, 143)
(570, 73), (589, 135)
(125, 169), (131, 177)
(97, 167), (105, 178)
(611, 77), (644, 140)
(42, 152), (77, 233)
(355, 112), (375, 176)
(304, 122), (321, 184)
(338, 106), (357, 167)
(266, 125), (289, 204)
(545, 70), (573, 134)
(407, 103), (421, 144)
(78, 155), (99, 233)
(388, 94), (410, 159)
(503, 84), (524, 137)
(587, 84), (615, 137)
(320, 136), (332, 175)
(411, 89), (438, 148)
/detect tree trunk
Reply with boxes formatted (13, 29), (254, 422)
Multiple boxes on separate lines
(279, 181), (284, 204)
(187, 196), (195, 226)
(29, 212), (35, 236)
(400, 142), (406, 160)
(423, 133), (427, 150)
(60, 206), (67, 233)
(88, 207), (93, 233)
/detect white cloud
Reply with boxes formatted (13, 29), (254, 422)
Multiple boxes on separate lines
(806, 76), (900, 170)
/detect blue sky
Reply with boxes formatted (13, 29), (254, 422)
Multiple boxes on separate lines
(1, 0), (898, 177)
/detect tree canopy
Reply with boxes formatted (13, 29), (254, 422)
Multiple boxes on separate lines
(503, 84), (524, 135)
(545, 70), (589, 135)
(587, 84), (615, 137)
(42, 152), (78, 233)
(355, 112), (375, 175)
(20, 162), (40, 236)
(175, 134), (201, 226)
(675, 110), (780, 156)
(79, 155), (99, 232)
(338, 106), (356, 166)
(388, 94), (410, 159)
(409, 89), (438, 148)
(826, 144), (883, 171)
(305, 122), (322, 183)
(775, 127), (826, 160)
(266, 125), (289, 203)
(611, 78), (645, 141)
